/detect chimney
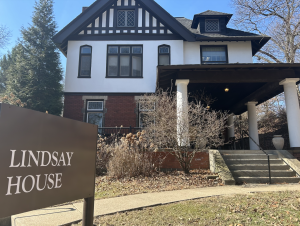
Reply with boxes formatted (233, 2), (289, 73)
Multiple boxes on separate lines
(82, 7), (88, 13)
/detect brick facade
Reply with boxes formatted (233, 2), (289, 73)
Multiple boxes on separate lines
(153, 152), (209, 170)
(63, 95), (138, 127)
(63, 95), (84, 121)
(105, 96), (137, 127)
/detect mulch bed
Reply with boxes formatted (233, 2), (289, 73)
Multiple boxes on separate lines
(95, 169), (223, 199)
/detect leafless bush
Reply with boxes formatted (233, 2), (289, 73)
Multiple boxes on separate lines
(97, 131), (160, 178)
(138, 90), (228, 174)
(0, 93), (26, 107)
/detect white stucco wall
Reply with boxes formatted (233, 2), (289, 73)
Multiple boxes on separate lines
(184, 41), (253, 64)
(65, 40), (184, 93)
(65, 40), (253, 93)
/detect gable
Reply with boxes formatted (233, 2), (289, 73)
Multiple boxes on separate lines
(78, 0), (174, 36)
(53, 0), (195, 56)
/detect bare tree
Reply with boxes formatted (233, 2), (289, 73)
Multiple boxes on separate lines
(0, 25), (11, 50)
(231, 0), (300, 63)
(138, 90), (228, 174)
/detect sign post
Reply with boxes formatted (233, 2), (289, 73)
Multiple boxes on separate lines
(0, 103), (98, 224)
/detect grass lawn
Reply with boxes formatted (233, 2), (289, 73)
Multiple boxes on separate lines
(95, 169), (222, 200)
(74, 191), (300, 226)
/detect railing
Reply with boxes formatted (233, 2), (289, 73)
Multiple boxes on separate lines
(242, 130), (272, 184)
(98, 126), (142, 136)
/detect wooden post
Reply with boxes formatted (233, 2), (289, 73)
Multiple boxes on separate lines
(82, 196), (94, 226)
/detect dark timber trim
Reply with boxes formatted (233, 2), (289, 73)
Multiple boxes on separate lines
(53, 0), (196, 56)
(64, 92), (150, 96)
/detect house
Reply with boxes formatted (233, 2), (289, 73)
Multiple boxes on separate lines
(53, 0), (300, 158)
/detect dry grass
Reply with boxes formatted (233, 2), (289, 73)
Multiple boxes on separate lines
(95, 169), (222, 200)
(74, 190), (300, 226)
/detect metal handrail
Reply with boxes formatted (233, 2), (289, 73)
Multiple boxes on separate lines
(242, 130), (271, 184)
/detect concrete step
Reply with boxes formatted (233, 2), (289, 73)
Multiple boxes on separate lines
(235, 177), (300, 184)
(225, 159), (284, 165)
(232, 170), (296, 177)
(222, 154), (279, 160)
(220, 150), (266, 154)
(228, 164), (290, 170)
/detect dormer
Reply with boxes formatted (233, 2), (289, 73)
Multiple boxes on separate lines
(191, 10), (233, 34)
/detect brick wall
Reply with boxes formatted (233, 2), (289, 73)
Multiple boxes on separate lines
(153, 151), (209, 170)
(63, 95), (83, 121)
(293, 152), (300, 161)
(105, 96), (137, 127)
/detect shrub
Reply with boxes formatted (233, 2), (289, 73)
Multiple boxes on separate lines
(96, 131), (160, 178)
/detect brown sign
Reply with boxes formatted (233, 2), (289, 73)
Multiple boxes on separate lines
(0, 103), (98, 218)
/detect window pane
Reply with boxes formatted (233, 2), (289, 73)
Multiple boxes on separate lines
(117, 11), (126, 27)
(202, 46), (226, 62)
(159, 46), (169, 54)
(108, 55), (118, 76)
(88, 101), (103, 110)
(159, 55), (170, 65)
(206, 20), (219, 32)
(120, 46), (130, 54)
(120, 56), (130, 76)
(81, 46), (91, 54)
(127, 11), (135, 26)
(108, 46), (118, 54)
(87, 112), (103, 127)
(132, 56), (142, 77)
(80, 55), (91, 76)
(132, 46), (142, 54)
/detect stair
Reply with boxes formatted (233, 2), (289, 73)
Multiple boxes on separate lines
(220, 150), (300, 184)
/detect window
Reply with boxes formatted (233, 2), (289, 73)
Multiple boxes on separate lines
(205, 19), (219, 32)
(86, 101), (103, 129)
(158, 45), (170, 65)
(139, 102), (155, 127)
(79, 46), (92, 77)
(117, 10), (135, 27)
(107, 45), (143, 77)
(201, 46), (228, 64)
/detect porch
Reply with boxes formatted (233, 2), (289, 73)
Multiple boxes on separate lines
(157, 63), (300, 153)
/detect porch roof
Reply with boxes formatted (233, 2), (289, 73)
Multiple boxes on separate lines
(157, 63), (300, 115)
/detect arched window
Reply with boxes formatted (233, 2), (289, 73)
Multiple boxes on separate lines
(158, 45), (170, 65)
(79, 45), (92, 77)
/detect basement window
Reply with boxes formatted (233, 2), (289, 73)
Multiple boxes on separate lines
(86, 101), (103, 129)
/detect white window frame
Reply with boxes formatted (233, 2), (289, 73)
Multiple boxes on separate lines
(139, 102), (155, 127)
(86, 101), (104, 130)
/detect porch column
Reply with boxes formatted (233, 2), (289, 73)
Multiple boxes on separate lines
(176, 79), (190, 146)
(279, 78), (300, 148)
(246, 101), (260, 150)
(228, 114), (235, 139)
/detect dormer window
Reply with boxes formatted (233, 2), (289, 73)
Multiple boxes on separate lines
(205, 19), (219, 32)
(117, 10), (135, 27)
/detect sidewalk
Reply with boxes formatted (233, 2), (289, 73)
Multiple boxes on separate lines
(11, 184), (300, 226)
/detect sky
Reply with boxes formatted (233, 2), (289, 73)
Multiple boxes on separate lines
(0, 0), (233, 70)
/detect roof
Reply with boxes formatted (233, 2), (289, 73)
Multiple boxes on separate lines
(195, 10), (233, 16)
(176, 17), (271, 55)
(53, 0), (195, 55)
(53, 0), (270, 57)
